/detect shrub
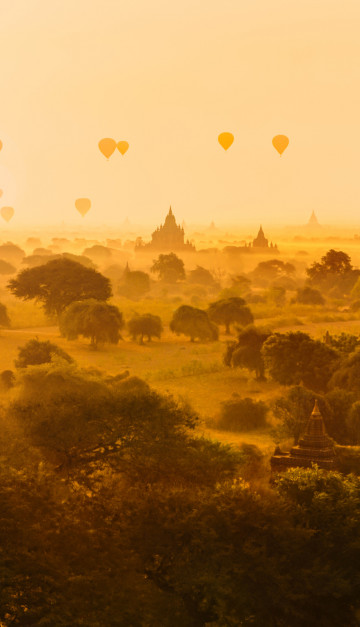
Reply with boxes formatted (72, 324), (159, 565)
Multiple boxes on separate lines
(217, 397), (268, 432)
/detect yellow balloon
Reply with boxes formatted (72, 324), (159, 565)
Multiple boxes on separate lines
(98, 138), (117, 159)
(1, 206), (14, 222)
(75, 198), (91, 217)
(272, 135), (289, 155)
(218, 132), (234, 151)
(117, 141), (129, 155)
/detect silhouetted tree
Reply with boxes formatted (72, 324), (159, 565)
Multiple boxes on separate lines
(262, 331), (339, 392)
(119, 268), (151, 299)
(208, 297), (253, 334)
(151, 253), (185, 283)
(307, 249), (359, 295)
(0, 303), (10, 329)
(15, 339), (73, 368)
(8, 258), (112, 317)
(292, 286), (325, 305)
(170, 305), (218, 342)
(188, 266), (217, 287)
(128, 314), (163, 344)
(224, 327), (270, 379)
(60, 299), (123, 347)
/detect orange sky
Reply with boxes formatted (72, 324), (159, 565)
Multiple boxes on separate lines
(1, 0), (360, 227)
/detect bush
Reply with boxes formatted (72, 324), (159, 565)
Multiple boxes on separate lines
(15, 339), (73, 368)
(217, 397), (268, 432)
(292, 286), (325, 305)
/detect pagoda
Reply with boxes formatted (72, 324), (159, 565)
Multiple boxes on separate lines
(307, 211), (320, 227)
(252, 226), (278, 250)
(271, 400), (336, 473)
(136, 207), (195, 252)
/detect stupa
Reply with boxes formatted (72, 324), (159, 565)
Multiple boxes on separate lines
(252, 226), (278, 250)
(271, 400), (336, 473)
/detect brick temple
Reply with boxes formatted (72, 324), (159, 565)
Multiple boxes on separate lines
(271, 400), (336, 473)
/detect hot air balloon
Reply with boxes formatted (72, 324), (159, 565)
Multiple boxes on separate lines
(98, 138), (117, 159)
(75, 198), (91, 217)
(272, 135), (289, 155)
(1, 206), (14, 222)
(117, 141), (129, 155)
(218, 132), (234, 151)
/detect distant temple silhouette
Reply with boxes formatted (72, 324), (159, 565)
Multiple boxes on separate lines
(271, 400), (336, 473)
(136, 207), (195, 252)
(252, 225), (277, 250)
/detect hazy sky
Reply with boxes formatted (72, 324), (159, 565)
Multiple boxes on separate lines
(1, 0), (360, 227)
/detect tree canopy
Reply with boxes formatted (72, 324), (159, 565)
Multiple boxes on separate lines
(128, 313), (163, 344)
(307, 249), (359, 295)
(15, 339), (73, 368)
(170, 305), (218, 342)
(262, 331), (339, 391)
(60, 299), (124, 347)
(0, 303), (10, 329)
(207, 297), (253, 334)
(8, 258), (112, 317)
(224, 326), (270, 379)
(151, 253), (185, 283)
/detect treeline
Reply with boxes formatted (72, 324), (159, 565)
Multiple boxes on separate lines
(0, 357), (360, 625)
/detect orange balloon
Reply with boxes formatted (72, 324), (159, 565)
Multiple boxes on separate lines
(218, 132), (234, 151)
(1, 206), (14, 222)
(117, 141), (129, 155)
(98, 138), (117, 159)
(75, 198), (91, 217)
(272, 135), (289, 155)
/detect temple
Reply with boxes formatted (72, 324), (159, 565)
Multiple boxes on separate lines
(252, 226), (277, 250)
(307, 211), (320, 227)
(136, 207), (195, 252)
(271, 400), (336, 473)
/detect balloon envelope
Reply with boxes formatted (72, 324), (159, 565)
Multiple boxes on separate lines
(75, 198), (91, 217)
(272, 135), (289, 155)
(1, 206), (14, 222)
(98, 138), (117, 159)
(117, 141), (129, 155)
(218, 132), (234, 151)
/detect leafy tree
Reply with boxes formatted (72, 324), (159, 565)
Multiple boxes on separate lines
(151, 253), (185, 283)
(207, 297), (253, 334)
(251, 259), (295, 285)
(188, 266), (217, 287)
(325, 388), (357, 444)
(307, 249), (359, 295)
(324, 331), (360, 353)
(0, 259), (16, 275)
(119, 268), (151, 299)
(0, 303), (10, 329)
(292, 286), (325, 305)
(15, 339), (73, 368)
(262, 331), (339, 392)
(82, 244), (113, 265)
(329, 350), (360, 395)
(128, 313), (163, 344)
(0, 369), (15, 390)
(60, 299), (124, 347)
(217, 397), (268, 431)
(272, 386), (332, 444)
(267, 285), (286, 307)
(347, 402), (360, 444)
(8, 258), (112, 317)
(170, 305), (218, 342)
(224, 326), (270, 379)
(0, 242), (25, 265)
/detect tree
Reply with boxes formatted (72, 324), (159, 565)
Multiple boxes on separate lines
(128, 314), (163, 344)
(0, 259), (16, 275)
(307, 249), (359, 295)
(217, 397), (268, 431)
(329, 351), (360, 394)
(224, 327), (270, 379)
(324, 331), (360, 353)
(267, 285), (286, 307)
(15, 339), (73, 368)
(187, 266), (217, 287)
(0, 303), (10, 329)
(0, 242), (25, 265)
(272, 386), (332, 444)
(8, 258), (112, 317)
(151, 253), (185, 283)
(250, 259), (295, 285)
(170, 305), (218, 342)
(119, 268), (151, 299)
(262, 331), (339, 392)
(347, 401), (360, 444)
(292, 286), (325, 305)
(60, 299), (124, 348)
(207, 297), (253, 334)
